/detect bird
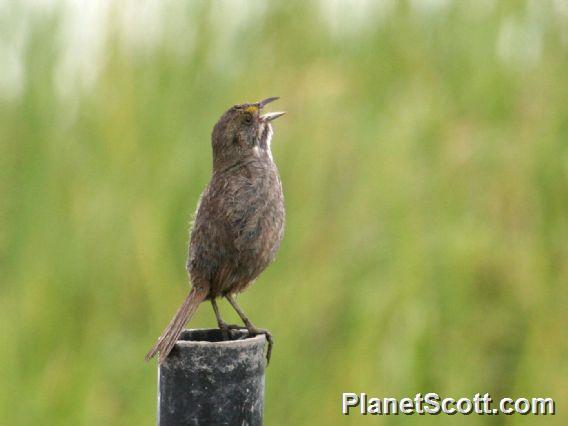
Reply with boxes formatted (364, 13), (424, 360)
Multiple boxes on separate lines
(145, 97), (286, 364)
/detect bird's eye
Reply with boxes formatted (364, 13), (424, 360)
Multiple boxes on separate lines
(244, 113), (253, 124)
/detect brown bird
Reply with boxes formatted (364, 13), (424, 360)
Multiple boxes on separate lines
(145, 97), (286, 364)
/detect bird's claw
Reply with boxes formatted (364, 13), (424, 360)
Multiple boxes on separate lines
(218, 322), (246, 340)
(246, 326), (273, 365)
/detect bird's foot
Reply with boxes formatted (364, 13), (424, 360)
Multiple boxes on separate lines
(218, 321), (246, 340)
(245, 325), (273, 365)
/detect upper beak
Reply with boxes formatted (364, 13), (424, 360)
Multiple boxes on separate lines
(257, 97), (279, 108)
(257, 97), (286, 122)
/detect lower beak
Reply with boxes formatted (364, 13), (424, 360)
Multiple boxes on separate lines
(260, 111), (286, 122)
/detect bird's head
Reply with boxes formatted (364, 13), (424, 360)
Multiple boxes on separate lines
(211, 97), (285, 170)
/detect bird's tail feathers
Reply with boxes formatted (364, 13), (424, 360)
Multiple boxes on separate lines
(145, 287), (207, 364)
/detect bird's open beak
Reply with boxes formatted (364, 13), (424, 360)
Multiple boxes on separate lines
(257, 97), (286, 122)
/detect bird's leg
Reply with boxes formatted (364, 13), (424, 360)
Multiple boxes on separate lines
(211, 298), (242, 340)
(226, 294), (273, 364)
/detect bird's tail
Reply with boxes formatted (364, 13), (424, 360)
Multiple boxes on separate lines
(145, 287), (208, 364)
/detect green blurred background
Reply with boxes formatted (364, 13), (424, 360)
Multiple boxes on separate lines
(1, 1), (567, 424)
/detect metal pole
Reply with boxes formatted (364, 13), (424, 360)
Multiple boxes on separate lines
(157, 328), (266, 426)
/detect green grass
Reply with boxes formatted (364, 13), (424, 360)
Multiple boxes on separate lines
(1, 1), (567, 424)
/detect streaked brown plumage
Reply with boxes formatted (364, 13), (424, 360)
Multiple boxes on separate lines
(145, 97), (285, 364)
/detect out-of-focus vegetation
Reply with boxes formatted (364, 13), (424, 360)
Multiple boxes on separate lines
(1, 1), (567, 424)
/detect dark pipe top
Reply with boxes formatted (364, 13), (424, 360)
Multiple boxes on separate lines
(177, 328), (265, 344)
(158, 328), (267, 425)
(163, 328), (267, 372)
